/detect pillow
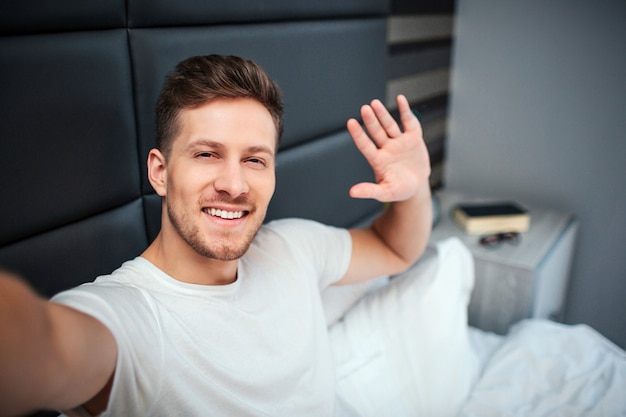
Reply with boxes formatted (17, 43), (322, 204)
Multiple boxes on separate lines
(321, 275), (389, 326)
(321, 196), (443, 327)
(329, 237), (481, 417)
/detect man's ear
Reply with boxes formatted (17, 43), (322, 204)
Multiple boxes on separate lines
(147, 148), (167, 197)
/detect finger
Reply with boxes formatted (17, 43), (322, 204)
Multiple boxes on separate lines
(360, 104), (390, 148)
(396, 94), (422, 133)
(370, 99), (402, 138)
(347, 118), (378, 161)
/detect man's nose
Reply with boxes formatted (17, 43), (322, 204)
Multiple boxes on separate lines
(213, 161), (250, 197)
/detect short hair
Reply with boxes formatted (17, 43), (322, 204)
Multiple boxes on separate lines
(155, 54), (284, 158)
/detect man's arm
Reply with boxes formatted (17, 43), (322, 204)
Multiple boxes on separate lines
(0, 271), (116, 417)
(337, 94), (432, 285)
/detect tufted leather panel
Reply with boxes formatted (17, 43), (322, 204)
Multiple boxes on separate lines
(0, 30), (139, 247)
(267, 131), (382, 226)
(0, 0), (126, 35)
(128, 0), (388, 27)
(0, 200), (147, 296)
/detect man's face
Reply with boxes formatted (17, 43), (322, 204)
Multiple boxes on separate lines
(157, 98), (277, 261)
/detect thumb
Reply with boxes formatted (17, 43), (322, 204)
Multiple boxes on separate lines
(349, 182), (382, 201)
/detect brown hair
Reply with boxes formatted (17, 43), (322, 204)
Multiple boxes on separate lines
(155, 54), (284, 158)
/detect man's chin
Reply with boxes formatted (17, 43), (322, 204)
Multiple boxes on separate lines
(192, 237), (255, 261)
(209, 249), (248, 262)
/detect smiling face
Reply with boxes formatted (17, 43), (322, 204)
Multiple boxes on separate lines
(149, 98), (277, 262)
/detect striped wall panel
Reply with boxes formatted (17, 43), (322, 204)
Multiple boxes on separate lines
(387, 0), (456, 189)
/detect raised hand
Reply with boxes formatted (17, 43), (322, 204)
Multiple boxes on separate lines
(347, 94), (431, 203)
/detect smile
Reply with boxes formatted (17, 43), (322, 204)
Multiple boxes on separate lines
(204, 208), (246, 220)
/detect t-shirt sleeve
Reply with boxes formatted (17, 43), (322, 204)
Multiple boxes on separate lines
(263, 218), (352, 289)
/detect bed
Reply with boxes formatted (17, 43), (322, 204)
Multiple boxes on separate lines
(323, 237), (626, 416)
(1, 1), (625, 416)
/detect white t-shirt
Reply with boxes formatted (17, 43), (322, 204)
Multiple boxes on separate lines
(52, 218), (352, 417)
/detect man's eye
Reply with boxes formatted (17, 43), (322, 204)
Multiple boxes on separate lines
(197, 152), (214, 158)
(246, 157), (266, 167)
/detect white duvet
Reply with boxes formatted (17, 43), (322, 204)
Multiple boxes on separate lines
(326, 238), (626, 417)
(463, 320), (626, 417)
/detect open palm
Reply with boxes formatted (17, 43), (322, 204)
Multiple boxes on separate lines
(347, 94), (431, 203)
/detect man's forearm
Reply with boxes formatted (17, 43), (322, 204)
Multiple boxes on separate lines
(341, 94), (433, 284)
(371, 184), (432, 269)
(0, 272), (117, 416)
(0, 272), (57, 416)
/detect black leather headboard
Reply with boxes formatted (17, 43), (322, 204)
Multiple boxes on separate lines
(0, 1), (388, 303)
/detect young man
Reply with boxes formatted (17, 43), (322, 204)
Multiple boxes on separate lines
(0, 54), (432, 416)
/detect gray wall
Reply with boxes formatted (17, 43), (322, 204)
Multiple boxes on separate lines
(447, 0), (626, 347)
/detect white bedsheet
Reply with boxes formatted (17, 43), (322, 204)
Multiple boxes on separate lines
(463, 319), (626, 417)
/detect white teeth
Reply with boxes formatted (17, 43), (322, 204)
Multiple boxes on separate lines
(208, 208), (244, 219)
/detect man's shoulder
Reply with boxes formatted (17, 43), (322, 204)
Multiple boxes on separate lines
(255, 218), (350, 256)
(103, 257), (157, 284)
(50, 257), (164, 339)
(263, 217), (318, 228)
(257, 218), (344, 245)
(51, 257), (152, 301)
(261, 217), (343, 235)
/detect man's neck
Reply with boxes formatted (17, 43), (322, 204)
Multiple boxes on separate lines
(141, 233), (239, 286)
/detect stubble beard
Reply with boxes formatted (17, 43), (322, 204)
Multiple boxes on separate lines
(166, 198), (264, 261)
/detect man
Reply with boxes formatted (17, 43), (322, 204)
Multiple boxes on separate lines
(0, 54), (432, 416)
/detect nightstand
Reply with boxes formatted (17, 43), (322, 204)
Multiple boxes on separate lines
(429, 190), (579, 334)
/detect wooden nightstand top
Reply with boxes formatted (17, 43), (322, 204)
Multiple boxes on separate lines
(430, 190), (575, 270)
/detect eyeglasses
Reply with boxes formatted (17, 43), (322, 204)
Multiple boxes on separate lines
(479, 232), (521, 248)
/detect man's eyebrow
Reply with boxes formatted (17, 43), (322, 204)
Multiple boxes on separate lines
(246, 145), (275, 156)
(185, 139), (223, 151)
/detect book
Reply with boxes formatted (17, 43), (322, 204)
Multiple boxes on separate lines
(453, 201), (530, 234)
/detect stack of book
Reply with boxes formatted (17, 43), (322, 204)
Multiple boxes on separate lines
(453, 201), (530, 235)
